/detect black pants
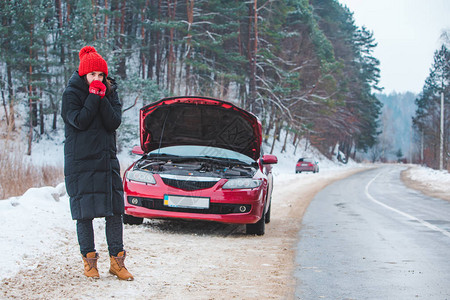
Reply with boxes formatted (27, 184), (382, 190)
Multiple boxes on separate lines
(76, 214), (124, 257)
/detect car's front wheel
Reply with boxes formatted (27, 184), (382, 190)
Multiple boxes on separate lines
(246, 212), (265, 235)
(265, 202), (271, 224)
(123, 214), (144, 225)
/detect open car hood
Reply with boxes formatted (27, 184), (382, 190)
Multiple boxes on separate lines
(139, 96), (262, 161)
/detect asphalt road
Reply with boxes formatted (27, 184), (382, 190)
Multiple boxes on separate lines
(294, 165), (450, 300)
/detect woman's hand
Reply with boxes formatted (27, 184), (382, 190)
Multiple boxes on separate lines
(89, 80), (106, 99)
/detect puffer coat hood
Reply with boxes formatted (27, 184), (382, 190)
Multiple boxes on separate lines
(61, 71), (124, 220)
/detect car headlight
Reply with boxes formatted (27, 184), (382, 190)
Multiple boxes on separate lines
(125, 170), (156, 184)
(222, 178), (262, 189)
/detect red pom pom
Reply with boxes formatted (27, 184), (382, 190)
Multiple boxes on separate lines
(79, 46), (97, 60)
(78, 46), (108, 76)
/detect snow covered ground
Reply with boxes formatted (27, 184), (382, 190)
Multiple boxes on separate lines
(404, 165), (450, 195)
(1, 138), (449, 297)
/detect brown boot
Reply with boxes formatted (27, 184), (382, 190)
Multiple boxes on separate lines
(82, 252), (99, 279)
(109, 251), (134, 281)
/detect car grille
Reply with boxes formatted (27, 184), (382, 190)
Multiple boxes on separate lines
(127, 196), (251, 214)
(160, 177), (218, 190)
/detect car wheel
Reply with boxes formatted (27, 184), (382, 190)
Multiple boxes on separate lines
(246, 212), (265, 235)
(265, 202), (271, 224)
(123, 214), (144, 225)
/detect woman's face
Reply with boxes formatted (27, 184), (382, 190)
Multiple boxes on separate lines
(86, 71), (105, 85)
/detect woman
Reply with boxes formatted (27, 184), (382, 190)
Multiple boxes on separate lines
(61, 46), (133, 281)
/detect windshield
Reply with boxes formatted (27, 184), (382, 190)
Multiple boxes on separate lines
(149, 145), (255, 165)
(298, 158), (313, 163)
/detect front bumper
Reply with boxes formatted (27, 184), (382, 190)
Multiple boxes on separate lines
(123, 177), (266, 224)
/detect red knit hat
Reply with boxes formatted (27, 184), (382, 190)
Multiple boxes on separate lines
(78, 46), (108, 77)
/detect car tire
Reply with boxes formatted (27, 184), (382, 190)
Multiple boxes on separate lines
(246, 212), (265, 235)
(265, 202), (271, 224)
(123, 214), (144, 225)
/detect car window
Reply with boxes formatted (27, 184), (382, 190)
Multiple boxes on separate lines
(150, 145), (255, 164)
(299, 158), (314, 163)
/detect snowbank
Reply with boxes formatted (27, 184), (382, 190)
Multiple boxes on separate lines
(0, 183), (72, 279)
(403, 165), (450, 196)
(407, 165), (450, 189)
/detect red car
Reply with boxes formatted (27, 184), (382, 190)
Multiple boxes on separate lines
(122, 96), (277, 235)
(295, 158), (319, 173)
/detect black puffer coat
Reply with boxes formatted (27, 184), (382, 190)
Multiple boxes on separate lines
(61, 71), (124, 220)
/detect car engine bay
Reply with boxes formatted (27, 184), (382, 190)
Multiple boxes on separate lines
(134, 157), (257, 178)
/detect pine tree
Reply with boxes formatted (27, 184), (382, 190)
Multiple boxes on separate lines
(413, 45), (449, 169)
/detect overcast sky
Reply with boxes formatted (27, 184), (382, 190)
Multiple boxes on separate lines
(338, 0), (450, 94)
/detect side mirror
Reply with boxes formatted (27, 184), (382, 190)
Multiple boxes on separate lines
(262, 154), (278, 164)
(132, 145), (145, 155)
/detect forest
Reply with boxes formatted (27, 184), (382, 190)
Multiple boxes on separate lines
(1, 0), (382, 159)
(375, 92), (416, 163)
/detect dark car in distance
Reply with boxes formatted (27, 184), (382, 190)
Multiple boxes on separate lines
(295, 158), (319, 173)
(122, 96), (278, 235)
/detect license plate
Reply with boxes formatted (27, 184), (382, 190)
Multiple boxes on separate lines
(164, 195), (210, 209)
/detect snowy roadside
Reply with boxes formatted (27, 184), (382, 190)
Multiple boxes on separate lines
(0, 141), (352, 280)
(401, 164), (450, 201)
(1, 150), (449, 298)
(0, 183), (71, 280)
(0, 166), (366, 299)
